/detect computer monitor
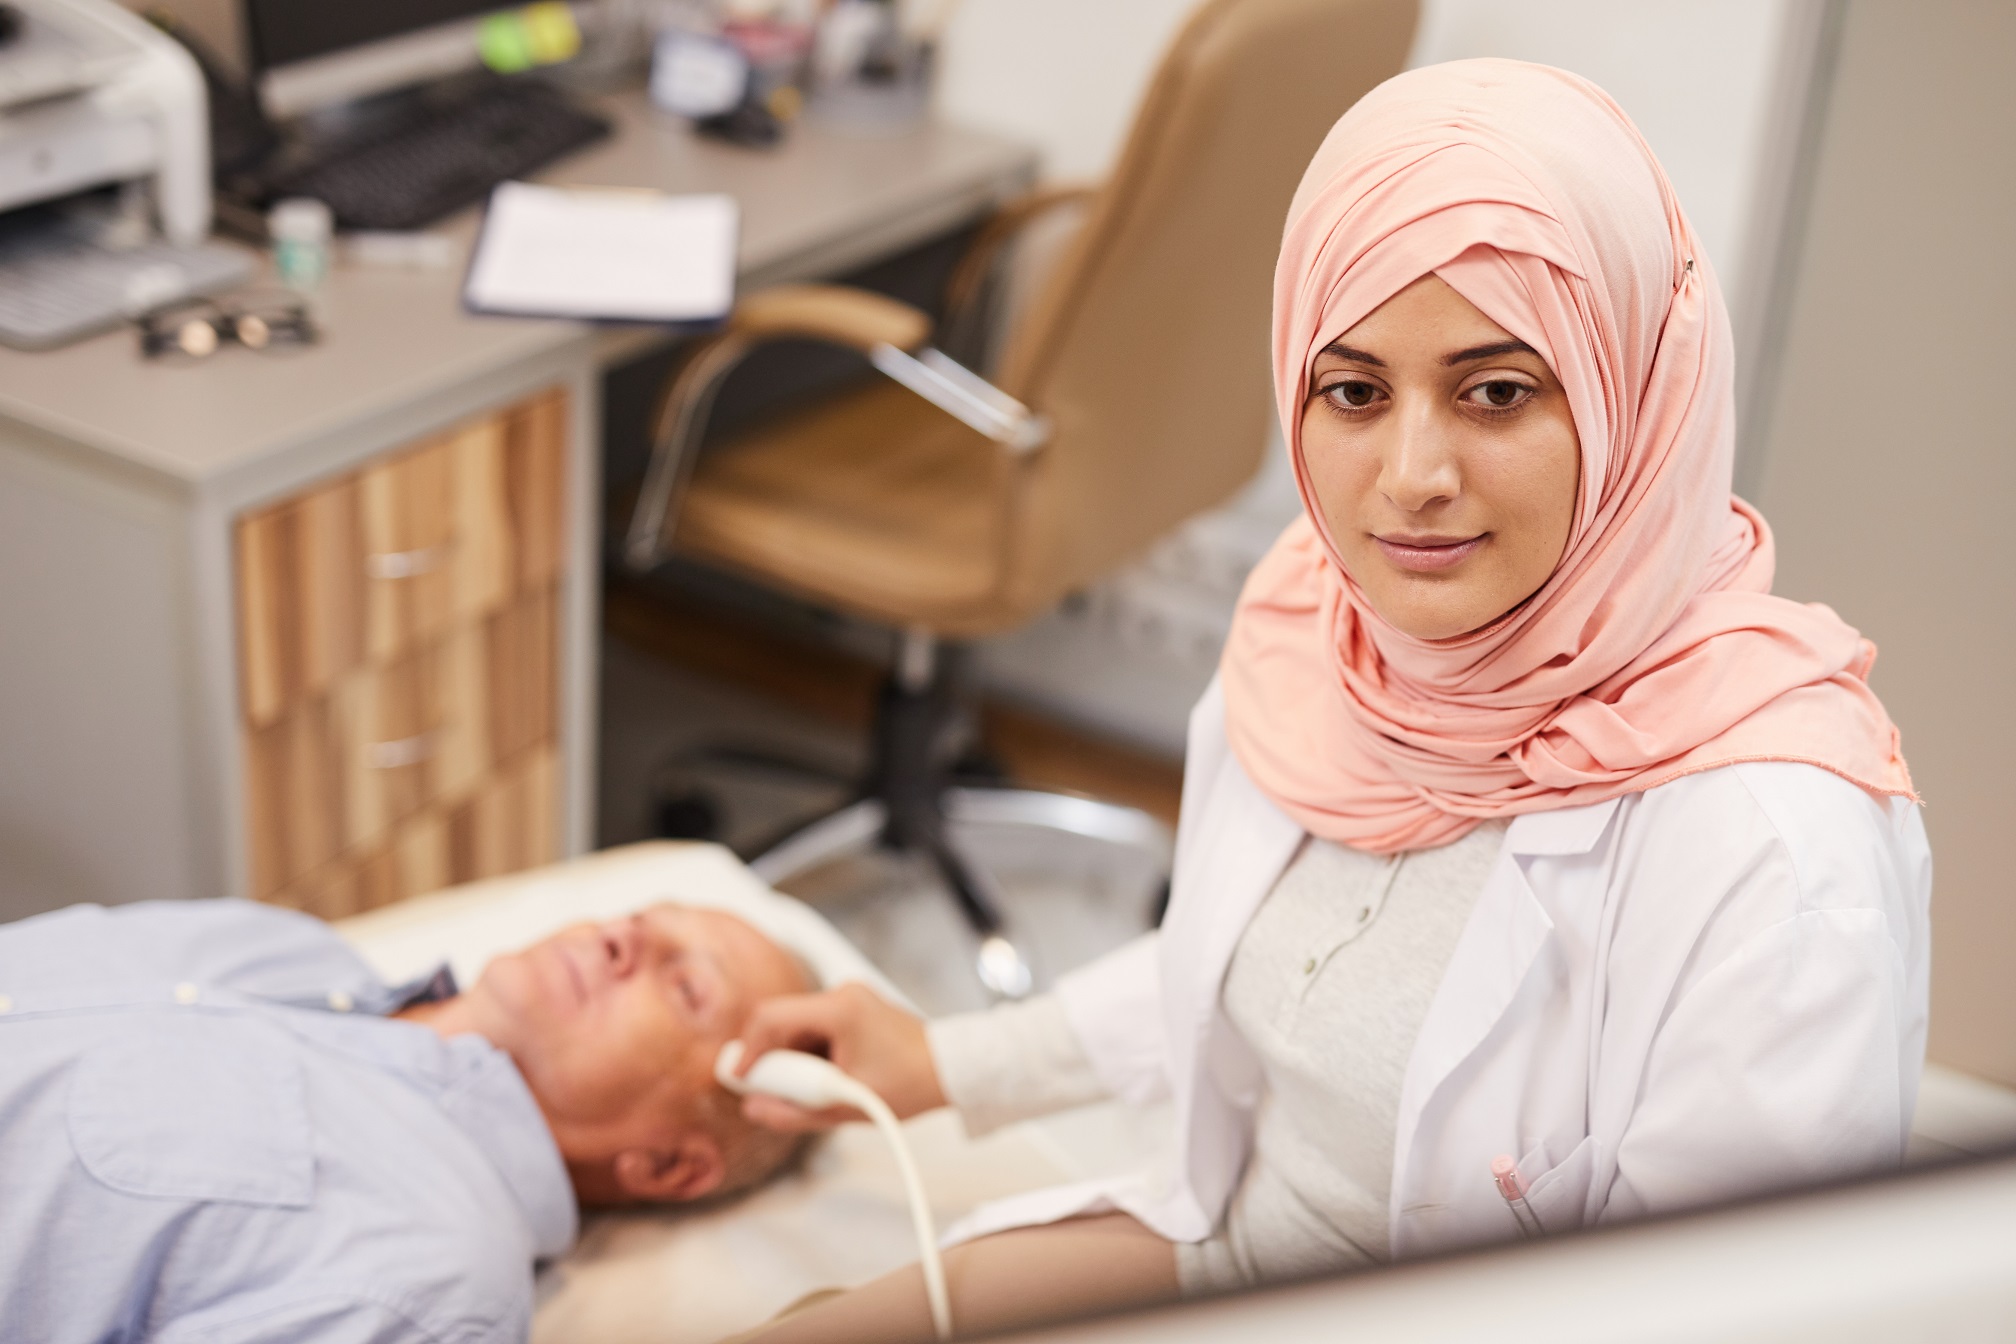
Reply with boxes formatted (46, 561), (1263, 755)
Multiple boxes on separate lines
(245, 0), (514, 120)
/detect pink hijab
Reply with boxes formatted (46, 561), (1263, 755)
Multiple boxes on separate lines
(1221, 59), (1913, 854)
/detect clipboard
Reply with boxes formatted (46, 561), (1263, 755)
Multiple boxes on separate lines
(463, 181), (738, 325)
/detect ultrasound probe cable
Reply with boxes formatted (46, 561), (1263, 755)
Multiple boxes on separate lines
(715, 1041), (954, 1341)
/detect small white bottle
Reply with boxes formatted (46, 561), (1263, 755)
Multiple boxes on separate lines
(269, 198), (334, 293)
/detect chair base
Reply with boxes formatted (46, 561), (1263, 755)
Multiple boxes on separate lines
(747, 786), (1172, 999)
(650, 633), (1173, 999)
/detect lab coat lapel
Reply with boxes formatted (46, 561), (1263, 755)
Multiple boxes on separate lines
(1389, 800), (1621, 1239)
(1149, 746), (1300, 1236)
(1389, 836), (1554, 1210)
(1160, 748), (1301, 1091)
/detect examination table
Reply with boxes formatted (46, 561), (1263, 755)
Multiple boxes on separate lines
(336, 842), (1164, 1344)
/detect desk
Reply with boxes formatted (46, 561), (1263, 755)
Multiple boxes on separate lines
(0, 90), (1036, 920)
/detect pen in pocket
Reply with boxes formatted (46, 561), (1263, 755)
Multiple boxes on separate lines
(1491, 1155), (1546, 1238)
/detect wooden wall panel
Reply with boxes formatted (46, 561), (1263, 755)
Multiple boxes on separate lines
(485, 586), (558, 766)
(394, 809), (451, 903)
(506, 391), (567, 590)
(450, 419), (513, 621)
(334, 669), (387, 857)
(243, 715), (288, 899)
(296, 478), (364, 701)
(432, 622), (489, 804)
(238, 387), (569, 920)
(236, 507), (289, 728)
(236, 483), (367, 732)
(362, 436), (457, 664)
(520, 744), (557, 867)
(281, 698), (342, 884)
(363, 649), (436, 829)
(357, 848), (401, 912)
(242, 696), (343, 898)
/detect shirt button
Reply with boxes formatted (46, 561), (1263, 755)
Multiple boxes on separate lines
(1303, 958), (1316, 975)
(327, 989), (355, 1013)
(0, 993), (12, 1013)
(1357, 906), (1372, 923)
(173, 982), (199, 1005)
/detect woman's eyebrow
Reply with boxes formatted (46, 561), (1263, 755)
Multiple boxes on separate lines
(1443, 339), (1537, 365)
(1318, 341), (1385, 367)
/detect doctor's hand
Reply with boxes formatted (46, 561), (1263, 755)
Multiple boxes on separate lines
(730, 982), (947, 1132)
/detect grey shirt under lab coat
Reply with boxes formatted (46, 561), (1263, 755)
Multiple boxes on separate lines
(932, 822), (1504, 1296)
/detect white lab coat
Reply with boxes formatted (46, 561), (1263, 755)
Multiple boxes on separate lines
(948, 678), (1932, 1259)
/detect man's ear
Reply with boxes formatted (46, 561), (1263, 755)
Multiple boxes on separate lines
(611, 1135), (725, 1203)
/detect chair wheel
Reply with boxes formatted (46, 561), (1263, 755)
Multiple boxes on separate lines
(653, 786), (723, 841)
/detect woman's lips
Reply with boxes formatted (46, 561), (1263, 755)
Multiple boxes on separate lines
(1374, 533), (1487, 573)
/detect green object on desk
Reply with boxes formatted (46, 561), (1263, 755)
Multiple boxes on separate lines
(478, 12), (534, 73)
(479, 4), (581, 74)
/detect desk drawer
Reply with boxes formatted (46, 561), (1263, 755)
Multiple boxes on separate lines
(236, 388), (567, 915)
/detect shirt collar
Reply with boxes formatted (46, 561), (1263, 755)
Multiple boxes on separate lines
(387, 962), (461, 1010)
(284, 1011), (580, 1259)
(431, 1035), (581, 1259)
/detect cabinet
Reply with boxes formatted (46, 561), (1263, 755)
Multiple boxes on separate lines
(0, 332), (597, 925)
(234, 389), (569, 918)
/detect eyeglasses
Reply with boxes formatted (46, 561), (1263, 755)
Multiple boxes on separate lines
(137, 293), (318, 360)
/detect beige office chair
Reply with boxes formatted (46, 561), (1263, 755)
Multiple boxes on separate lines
(627, 0), (1418, 994)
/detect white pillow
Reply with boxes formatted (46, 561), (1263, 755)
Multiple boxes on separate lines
(335, 840), (912, 1011)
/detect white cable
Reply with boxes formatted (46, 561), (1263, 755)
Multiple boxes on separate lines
(716, 1043), (954, 1341)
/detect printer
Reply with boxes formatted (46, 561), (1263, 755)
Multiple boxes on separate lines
(0, 0), (210, 245)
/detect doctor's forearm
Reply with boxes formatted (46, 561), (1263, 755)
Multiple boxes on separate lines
(746, 1214), (1179, 1344)
(929, 993), (1111, 1138)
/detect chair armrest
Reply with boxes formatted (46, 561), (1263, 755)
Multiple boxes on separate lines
(730, 284), (932, 353)
(625, 286), (1046, 572)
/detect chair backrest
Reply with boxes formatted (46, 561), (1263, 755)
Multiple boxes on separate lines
(990, 0), (1417, 619)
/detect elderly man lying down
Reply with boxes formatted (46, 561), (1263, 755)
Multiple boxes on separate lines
(0, 896), (812, 1342)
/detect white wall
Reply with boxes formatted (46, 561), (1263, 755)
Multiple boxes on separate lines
(1749, 0), (2016, 1086)
(1409, 0), (1798, 326)
(940, 0), (1809, 338)
(935, 0), (1201, 183)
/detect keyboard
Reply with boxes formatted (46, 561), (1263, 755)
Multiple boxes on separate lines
(257, 81), (613, 233)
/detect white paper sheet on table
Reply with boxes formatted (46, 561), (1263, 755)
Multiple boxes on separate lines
(464, 182), (738, 323)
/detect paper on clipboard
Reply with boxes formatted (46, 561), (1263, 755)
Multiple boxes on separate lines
(464, 182), (738, 323)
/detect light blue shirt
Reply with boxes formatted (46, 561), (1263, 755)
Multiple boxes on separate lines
(0, 900), (578, 1343)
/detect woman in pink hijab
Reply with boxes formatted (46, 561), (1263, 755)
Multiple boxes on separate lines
(742, 59), (1931, 1343)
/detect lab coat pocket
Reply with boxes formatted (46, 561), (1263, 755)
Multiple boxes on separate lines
(68, 1013), (313, 1207)
(1519, 1134), (1603, 1235)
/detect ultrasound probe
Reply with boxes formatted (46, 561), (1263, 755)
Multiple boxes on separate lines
(715, 1041), (954, 1341)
